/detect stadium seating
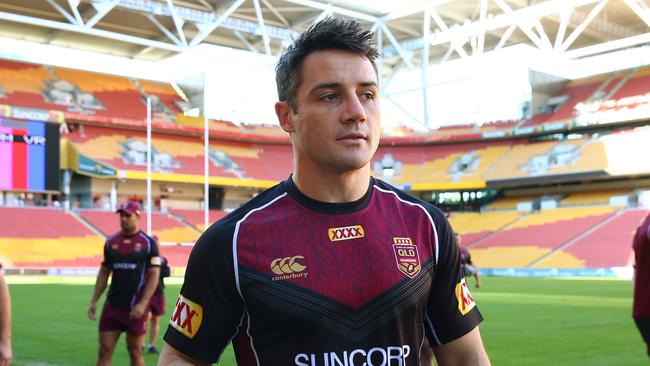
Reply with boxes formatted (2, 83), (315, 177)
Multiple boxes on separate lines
(433, 124), (477, 135)
(484, 138), (608, 181)
(559, 189), (630, 207)
(535, 209), (647, 268)
(138, 79), (183, 115)
(0, 207), (104, 268)
(78, 210), (200, 244)
(532, 74), (611, 125)
(0, 58), (184, 124)
(0, 60), (50, 95)
(170, 208), (228, 232)
(609, 66), (650, 100)
(158, 244), (193, 267)
(448, 211), (521, 245)
(375, 141), (511, 185)
(66, 125), (292, 181)
(484, 195), (538, 211)
(0, 60), (53, 110)
(470, 206), (616, 267)
(4, 58), (650, 274)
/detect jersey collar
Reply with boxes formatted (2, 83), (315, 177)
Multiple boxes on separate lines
(281, 175), (374, 215)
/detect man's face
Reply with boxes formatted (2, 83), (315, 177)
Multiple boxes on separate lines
(119, 211), (139, 234)
(277, 49), (381, 175)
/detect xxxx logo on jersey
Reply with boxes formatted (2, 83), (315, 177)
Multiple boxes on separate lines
(328, 225), (364, 242)
(455, 278), (476, 316)
(169, 295), (203, 338)
(392, 237), (421, 278)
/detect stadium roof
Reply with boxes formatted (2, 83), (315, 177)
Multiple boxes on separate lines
(1, 0), (650, 130)
(1, 0), (649, 76)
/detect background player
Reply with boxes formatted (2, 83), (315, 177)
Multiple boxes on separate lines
(633, 210), (650, 357)
(87, 201), (161, 366)
(159, 17), (489, 365)
(144, 236), (170, 355)
(458, 233), (481, 289)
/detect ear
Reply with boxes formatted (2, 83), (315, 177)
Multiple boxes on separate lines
(275, 101), (295, 133)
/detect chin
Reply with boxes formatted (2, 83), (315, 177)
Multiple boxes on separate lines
(335, 158), (370, 172)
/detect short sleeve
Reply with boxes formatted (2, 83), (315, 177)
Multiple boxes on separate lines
(101, 240), (111, 268)
(147, 236), (161, 268)
(163, 223), (245, 363)
(425, 212), (483, 346)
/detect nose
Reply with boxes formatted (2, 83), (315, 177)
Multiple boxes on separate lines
(342, 94), (367, 124)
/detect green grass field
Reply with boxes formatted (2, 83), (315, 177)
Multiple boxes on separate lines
(6, 276), (647, 365)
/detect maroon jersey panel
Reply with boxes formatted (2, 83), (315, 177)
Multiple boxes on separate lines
(236, 191), (434, 309)
(634, 212), (650, 317)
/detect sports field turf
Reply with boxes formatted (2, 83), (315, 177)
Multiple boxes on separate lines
(7, 275), (646, 365)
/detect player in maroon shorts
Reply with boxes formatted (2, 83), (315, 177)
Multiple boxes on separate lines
(87, 201), (161, 366)
(633, 211), (650, 357)
(144, 236), (170, 354)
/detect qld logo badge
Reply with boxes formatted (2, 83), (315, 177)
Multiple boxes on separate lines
(392, 237), (421, 278)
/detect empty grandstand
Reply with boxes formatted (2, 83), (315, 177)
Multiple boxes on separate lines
(0, 1), (649, 282)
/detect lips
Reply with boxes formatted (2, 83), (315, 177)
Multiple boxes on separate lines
(337, 132), (367, 141)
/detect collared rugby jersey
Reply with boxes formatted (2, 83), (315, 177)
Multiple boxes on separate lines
(633, 213), (650, 318)
(164, 177), (482, 365)
(102, 230), (160, 309)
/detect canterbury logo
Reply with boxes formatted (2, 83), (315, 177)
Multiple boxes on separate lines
(271, 256), (307, 275)
(329, 225), (365, 241)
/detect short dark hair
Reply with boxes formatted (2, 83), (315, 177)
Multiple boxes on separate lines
(275, 17), (379, 112)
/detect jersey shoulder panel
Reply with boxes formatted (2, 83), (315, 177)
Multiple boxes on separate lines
(373, 178), (450, 233)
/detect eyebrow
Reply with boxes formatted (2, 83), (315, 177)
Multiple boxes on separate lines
(309, 81), (379, 94)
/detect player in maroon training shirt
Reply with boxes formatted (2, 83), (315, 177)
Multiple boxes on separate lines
(87, 201), (161, 366)
(633, 211), (650, 357)
(159, 17), (490, 366)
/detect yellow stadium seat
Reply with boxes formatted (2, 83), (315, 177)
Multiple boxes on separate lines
(471, 246), (551, 268)
(0, 235), (104, 267)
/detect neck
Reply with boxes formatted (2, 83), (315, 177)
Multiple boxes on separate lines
(292, 164), (371, 203)
(122, 228), (139, 236)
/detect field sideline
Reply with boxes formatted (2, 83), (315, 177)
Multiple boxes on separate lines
(7, 276), (646, 365)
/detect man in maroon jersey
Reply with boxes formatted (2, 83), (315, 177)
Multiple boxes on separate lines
(633, 211), (650, 357)
(159, 17), (489, 366)
(87, 201), (161, 366)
